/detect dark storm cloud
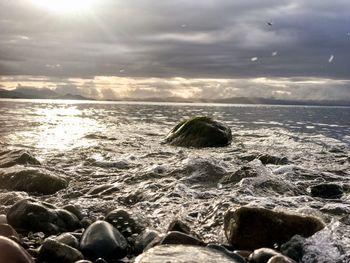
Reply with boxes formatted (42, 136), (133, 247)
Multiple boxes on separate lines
(0, 0), (349, 79)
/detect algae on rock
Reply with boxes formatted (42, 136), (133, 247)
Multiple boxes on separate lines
(164, 116), (232, 148)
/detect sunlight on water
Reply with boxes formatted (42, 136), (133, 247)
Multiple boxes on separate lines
(34, 105), (100, 150)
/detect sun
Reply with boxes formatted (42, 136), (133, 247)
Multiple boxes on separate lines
(31, 0), (95, 14)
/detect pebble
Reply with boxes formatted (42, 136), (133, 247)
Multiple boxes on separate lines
(267, 255), (297, 263)
(7, 198), (81, 234)
(38, 238), (84, 263)
(248, 248), (280, 263)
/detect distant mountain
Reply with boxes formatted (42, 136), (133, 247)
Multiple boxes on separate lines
(15, 87), (58, 99)
(0, 88), (92, 101)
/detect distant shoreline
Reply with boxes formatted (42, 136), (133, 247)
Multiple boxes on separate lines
(1, 97), (350, 107)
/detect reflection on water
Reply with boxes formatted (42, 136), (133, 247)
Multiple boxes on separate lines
(0, 99), (349, 151)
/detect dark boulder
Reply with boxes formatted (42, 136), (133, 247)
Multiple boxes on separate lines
(0, 236), (34, 263)
(7, 199), (81, 234)
(135, 245), (243, 263)
(0, 149), (40, 168)
(280, 235), (305, 262)
(310, 183), (343, 199)
(134, 229), (160, 255)
(0, 167), (68, 194)
(80, 220), (128, 261)
(164, 116), (232, 148)
(224, 207), (324, 250)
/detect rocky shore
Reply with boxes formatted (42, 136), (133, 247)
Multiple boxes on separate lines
(0, 116), (349, 262)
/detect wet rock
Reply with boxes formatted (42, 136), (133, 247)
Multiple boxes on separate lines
(220, 159), (270, 184)
(167, 219), (191, 234)
(239, 153), (288, 165)
(105, 209), (145, 238)
(0, 223), (19, 239)
(0, 192), (29, 207)
(134, 229), (160, 255)
(0, 167), (68, 194)
(135, 245), (243, 263)
(320, 203), (350, 215)
(310, 183), (343, 199)
(160, 231), (205, 246)
(63, 205), (84, 220)
(248, 248), (280, 263)
(224, 207), (325, 250)
(86, 184), (120, 196)
(0, 149), (40, 168)
(74, 261), (93, 263)
(7, 199), (81, 234)
(0, 236), (34, 263)
(267, 255), (296, 263)
(55, 233), (79, 249)
(38, 238), (84, 263)
(164, 116), (232, 148)
(80, 220), (128, 261)
(258, 154), (288, 165)
(207, 244), (245, 262)
(280, 235), (305, 262)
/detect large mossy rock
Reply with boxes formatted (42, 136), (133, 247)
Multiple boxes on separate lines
(224, 207), (325, 250)
(164, 116), (232, 148)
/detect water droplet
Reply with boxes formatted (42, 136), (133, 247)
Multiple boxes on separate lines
(328, 55), (334, 63)
(119, 69), (125, 73)
(251, 57), (258, 62)
(181, 24), (187, 28)
(272, 51), (278, 56)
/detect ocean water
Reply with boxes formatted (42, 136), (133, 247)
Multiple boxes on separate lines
(0, 99), (349, 262)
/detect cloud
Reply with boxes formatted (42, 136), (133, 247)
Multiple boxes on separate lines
(0, 1), (349, 100)
(2, 75), (350, 101)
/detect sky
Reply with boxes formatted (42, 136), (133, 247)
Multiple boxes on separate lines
(0, 0), (350, 100)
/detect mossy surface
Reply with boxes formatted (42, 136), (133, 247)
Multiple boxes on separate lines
(165, 116), (232, 148)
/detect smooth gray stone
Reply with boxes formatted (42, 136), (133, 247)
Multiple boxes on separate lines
(38, 238), (84, 263)
(80, 220), (128, 261)
(135, 245), (243, 263)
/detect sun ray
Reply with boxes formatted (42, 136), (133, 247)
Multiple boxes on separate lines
(31, 0), (95, 14)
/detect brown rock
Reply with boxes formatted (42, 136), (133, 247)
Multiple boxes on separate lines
(0, 224), (19, 239)
(224, 207), (324, 250)
(0, 236), (34, 263)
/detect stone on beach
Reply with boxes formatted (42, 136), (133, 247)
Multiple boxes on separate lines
(7, 199), (81, 234)
(224, 207), (325, 250)
(105, 209), (145, 239)
(0, 236), (34, 263)
(0, 149), (40, 168)
(80, 220), (128, 261)
(0, 166), (68, 194)
(164, 116), (232, 147)
(135, 244), (243, 263)
(310, 183), (343, 199)
(38, 238), (84, 263)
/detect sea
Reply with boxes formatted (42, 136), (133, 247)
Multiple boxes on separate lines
(0, 99), (349, 262)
